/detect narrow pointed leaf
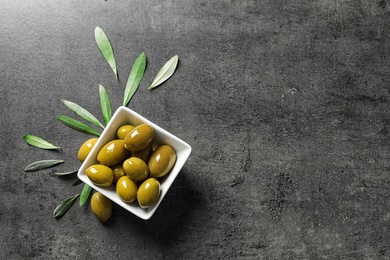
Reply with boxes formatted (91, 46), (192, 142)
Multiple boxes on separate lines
(95, 27), (118, 79)
(72, 179), (83, 186)
(56, 115), (101, 136)
(149, 55), (179, 90)
(54, 170), (78, 176)
(79, 184), (92, 206)
(23, 134), (60, 150)
(53, 194), (79, 218)
(61, 99), (104, 129)
(123, 52), (146, 106)
(24, 159), (64, 172)
(99, 84), (112, 124)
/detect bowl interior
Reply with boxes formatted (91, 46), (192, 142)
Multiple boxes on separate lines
(78, 106), (192, 220)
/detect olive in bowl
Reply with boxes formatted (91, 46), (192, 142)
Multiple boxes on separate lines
(77, 106), (192, 220)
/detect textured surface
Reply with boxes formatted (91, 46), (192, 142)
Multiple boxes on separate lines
(1, 0), (390, 259)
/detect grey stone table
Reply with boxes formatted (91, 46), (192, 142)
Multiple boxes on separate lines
(1, 0), (390, 259)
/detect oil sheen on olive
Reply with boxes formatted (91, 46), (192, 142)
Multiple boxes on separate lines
(124, 124), (154, 152)
(148, 145), (177, 178)
(117, 124), (135, 140)
(131, 144), (153, 163)
(137, 178), (160, 208)
(112, 163), (126, 183)
(86, 164), (114, 187)
(78, 138), (99, 162)
(123, 157), (149, 181)
(91, 192), (113, 222)
(116, 176), (138, 203)
(97, 139), (127, 167)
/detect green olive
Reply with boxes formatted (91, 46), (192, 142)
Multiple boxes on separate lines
(123, 157), (149, 181)
(86, 164), (114, 187)
(97, 139), (127, 167)
(131, 144), (153, 163)
(91, 192), (113, 222)
(77, 138), (99, 162)
(148, 145), (176, 178)
(117, 124), (135, 140)
(112, 164), (126, 183)
(116, 176), (138, 203)
(137, 178), (160, 208)
(124, 124), (154, 152)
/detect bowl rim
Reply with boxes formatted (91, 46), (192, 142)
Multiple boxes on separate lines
(77, 106), (192, 220)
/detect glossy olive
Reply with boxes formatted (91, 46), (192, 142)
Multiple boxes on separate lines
(112, 164), (126, 183)
(97, 139), (127, 167)
(123, 157), (149, 181)
(91, 192), (113, 222)
(131, 144), (153, 163)
(148, 145), (176, 178)
(137, 178), (160, 208)
(77, 138), (99, 162)
(124, 124), (154, 152)
(117, 124), (135, 140)
(116, 176), (138, 203)
(86, 164), (114, 187)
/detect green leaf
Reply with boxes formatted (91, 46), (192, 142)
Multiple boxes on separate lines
(56, 115), (101, 136)
(24, 159), (64, 172)
(123, 52), (146, 106)
(61, 99), (105, 129)
(79, 184), (92, 206)
(72, 179), (83, 186)
(149, 55), (179, 90)
(23, 134), (60, 150)
(95, 27), (118, 80)
(99, 84), (112, 124)
(54, 170), (78, 176)
(53, 194), (79, 219)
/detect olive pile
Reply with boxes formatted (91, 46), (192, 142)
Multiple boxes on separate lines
(78, 123), (177, 222)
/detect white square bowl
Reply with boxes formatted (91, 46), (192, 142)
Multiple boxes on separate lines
(78, 106), (192, 220)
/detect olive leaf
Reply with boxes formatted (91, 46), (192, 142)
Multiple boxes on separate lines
(53, 194), (80, 219)
(72, 179), (83, 186)
(23, 134), (60, 150)
(149, 55), (179, 90)
(56, 115), (101, 136)
(123, 52), (146, 106)
(95, 27), (118, 80)
(61, 99), (105, 129)
(24, 159), (64, 172)
(99, 84), (112, 124)
(79, 184), (92, 206)
(54, 170), (78, 176)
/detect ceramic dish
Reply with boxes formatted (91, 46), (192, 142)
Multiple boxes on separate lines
(78, 106), (192, 220)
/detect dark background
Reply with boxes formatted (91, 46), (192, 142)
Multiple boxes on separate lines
(2, 0), (390, 259)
